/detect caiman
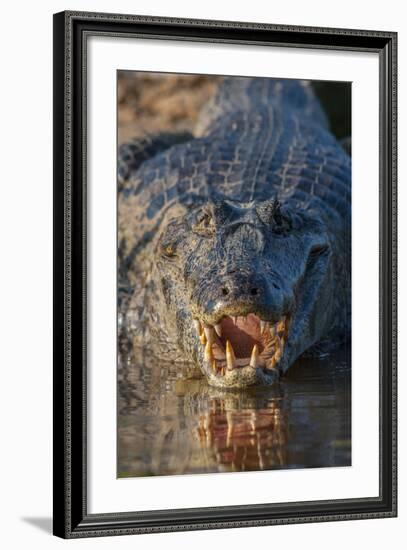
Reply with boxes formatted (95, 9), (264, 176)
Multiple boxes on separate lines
(118, 77), (351, 389)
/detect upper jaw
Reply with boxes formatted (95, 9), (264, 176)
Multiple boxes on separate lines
(192, 312), (292, 388)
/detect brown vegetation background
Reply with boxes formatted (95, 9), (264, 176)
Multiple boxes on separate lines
(118, 72), (221, 145)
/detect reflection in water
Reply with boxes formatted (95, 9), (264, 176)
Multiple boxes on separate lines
(118, 338), (351, 477)
(192, 393), (287, 472)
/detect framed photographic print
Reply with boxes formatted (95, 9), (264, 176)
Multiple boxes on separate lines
(53, 11), (397, 538)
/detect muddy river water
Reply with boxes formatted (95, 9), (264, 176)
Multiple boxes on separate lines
(118, 338), (351, 477)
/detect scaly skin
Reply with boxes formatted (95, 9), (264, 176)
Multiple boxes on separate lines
(118, 77), (351, 389)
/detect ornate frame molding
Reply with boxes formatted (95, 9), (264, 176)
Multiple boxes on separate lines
(53, 11), (397, 538)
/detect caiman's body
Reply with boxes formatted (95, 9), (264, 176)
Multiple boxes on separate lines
(118, 77), (351, 388)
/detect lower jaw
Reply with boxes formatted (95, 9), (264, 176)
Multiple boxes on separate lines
(193, 314), (291, 388)
(202, 362), (281, 388)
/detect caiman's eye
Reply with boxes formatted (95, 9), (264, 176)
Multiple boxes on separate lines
(161, 242), (177, 258)
(158, 217), (185, 259)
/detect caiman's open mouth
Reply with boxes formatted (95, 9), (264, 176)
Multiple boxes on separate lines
(193, 313), (291, 387)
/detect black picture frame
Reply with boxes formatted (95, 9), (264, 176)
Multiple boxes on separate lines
(53, 10), (397, 538)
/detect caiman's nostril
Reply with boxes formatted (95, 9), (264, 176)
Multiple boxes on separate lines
(250, 287), (259, 296)
(221, 287), (229, 296)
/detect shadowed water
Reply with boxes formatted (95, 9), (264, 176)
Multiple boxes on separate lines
(118, 338), (351, 477)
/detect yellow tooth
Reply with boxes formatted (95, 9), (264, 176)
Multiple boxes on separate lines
(205, 341), (214, 362)
(274, 335), (283, 360)
(277, 317), (286, 334)
(193, 319), (202, 336)
(220, 367), (225, 376)
(249, 344), (259, 369)
(269, 356), (277, 369)
(270, 324), (276, 338)
(214, 323), (222, 337)
(212, 360), (217, 373)
(200, 331), (206, 345)
(226, 340), (237, 371)
(204, 326), (215, 344)
(260, 320), (267, 334)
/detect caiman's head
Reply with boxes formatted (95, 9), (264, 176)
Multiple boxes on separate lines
(153, 198), (333, 388)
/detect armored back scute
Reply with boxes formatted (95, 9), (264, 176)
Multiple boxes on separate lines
(195, 77), (329, 136)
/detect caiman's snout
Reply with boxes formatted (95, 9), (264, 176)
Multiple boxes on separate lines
(190, 269), (294, 388)
(219, 272), (266, 300)
(201, 271), (292, 324)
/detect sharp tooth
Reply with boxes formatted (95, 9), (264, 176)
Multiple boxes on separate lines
(232, 316), (238, 325)
(274, 336), (283, 361)
(205, 341), (214, 362)
(260, 320), (268, 334)
(193, 319), (202, 336)
(200, 331), (207, 345)
(277, 317), (285, 334)
(212, 360), (217, 373)
(204, 326), (215, 344)
(214, 323), (222, 337)
(269, 356), (277, 369)
(249, 344), (259, 369)
(270, 324), (276, 338)
(226, 340), (237, 370)
(220, 367), (225, 376)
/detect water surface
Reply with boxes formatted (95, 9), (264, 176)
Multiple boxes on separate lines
(118, 340), (351, 477)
